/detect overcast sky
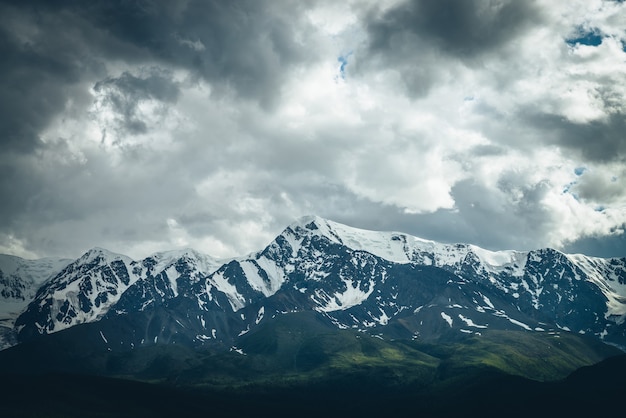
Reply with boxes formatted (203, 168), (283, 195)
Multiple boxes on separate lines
(1, 0), (625, 260)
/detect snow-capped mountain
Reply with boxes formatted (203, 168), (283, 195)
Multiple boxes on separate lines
(0, 254), (71, 349)
(6, 216), (626, 352)
(14, 247), (224, 339)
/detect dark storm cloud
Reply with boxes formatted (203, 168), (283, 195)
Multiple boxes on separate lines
(0, 6), (100, 153)
(70, 0), (313, 107)
(527, 112), (626, 163)
(358, 0), (542, 97)
(366, 0), (540, 59)
(0, 0), (313, 152)
(174, 0), (312, 107)
(563, 231), (626, 259)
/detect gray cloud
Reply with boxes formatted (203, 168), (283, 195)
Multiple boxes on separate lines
(93, 69), (180, 136)
(0, 0), (315, 153)
(333, 178), (558, 255)
(0, 139), (199, 257)
(571, 167), (625, 205)
(366, 0), (541, 58)
(398, 179), (571, 253)
(527, 112), (626, 163)
(467, 144), (508, 157)
(70, 0), (315, 108)
(563, 229), (626, 258)
(1, 0), (624, 260)
(358, 0), (541, 96)
(0, 8), (99, 153)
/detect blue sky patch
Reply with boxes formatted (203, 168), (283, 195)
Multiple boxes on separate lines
(337, 52), (353, 80)
(566, 28), (603, 47)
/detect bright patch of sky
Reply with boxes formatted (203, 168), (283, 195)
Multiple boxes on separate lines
(566, 28), (604, 46)
(337, 52), (352, 80)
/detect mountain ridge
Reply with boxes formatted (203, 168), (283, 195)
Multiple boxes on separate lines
(2, 215), (625, 355)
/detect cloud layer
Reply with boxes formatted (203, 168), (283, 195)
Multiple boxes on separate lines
(1, 0), (625, 259)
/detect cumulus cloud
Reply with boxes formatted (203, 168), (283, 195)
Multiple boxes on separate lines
(0, 0), (625, 259)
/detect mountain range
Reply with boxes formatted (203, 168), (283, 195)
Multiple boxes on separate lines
(1, 215), (626, 416)
(4, 215), (626, 352)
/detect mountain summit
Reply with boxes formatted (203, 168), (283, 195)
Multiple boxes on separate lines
(3, 216), (626, 354)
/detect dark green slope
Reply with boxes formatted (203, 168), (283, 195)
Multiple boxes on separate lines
(0, 311), (621, 387)
(1, 355), (626, 418)
(155, 312), (620, 390)
(0, 311), (623, 418)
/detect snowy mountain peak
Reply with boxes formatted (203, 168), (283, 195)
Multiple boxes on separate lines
(294, 214), (326, 227)
(148, 248), (223, 275)
(153, 247), (210, 260)
(79, 247), (133, 265)
(0, 254), (71, 284)
(289, 215), (426, 262)
(288, 216), (528, 275)
(467, 245), (528, 276)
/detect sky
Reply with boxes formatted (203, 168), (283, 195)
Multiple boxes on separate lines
(0, 0), (625, 261)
